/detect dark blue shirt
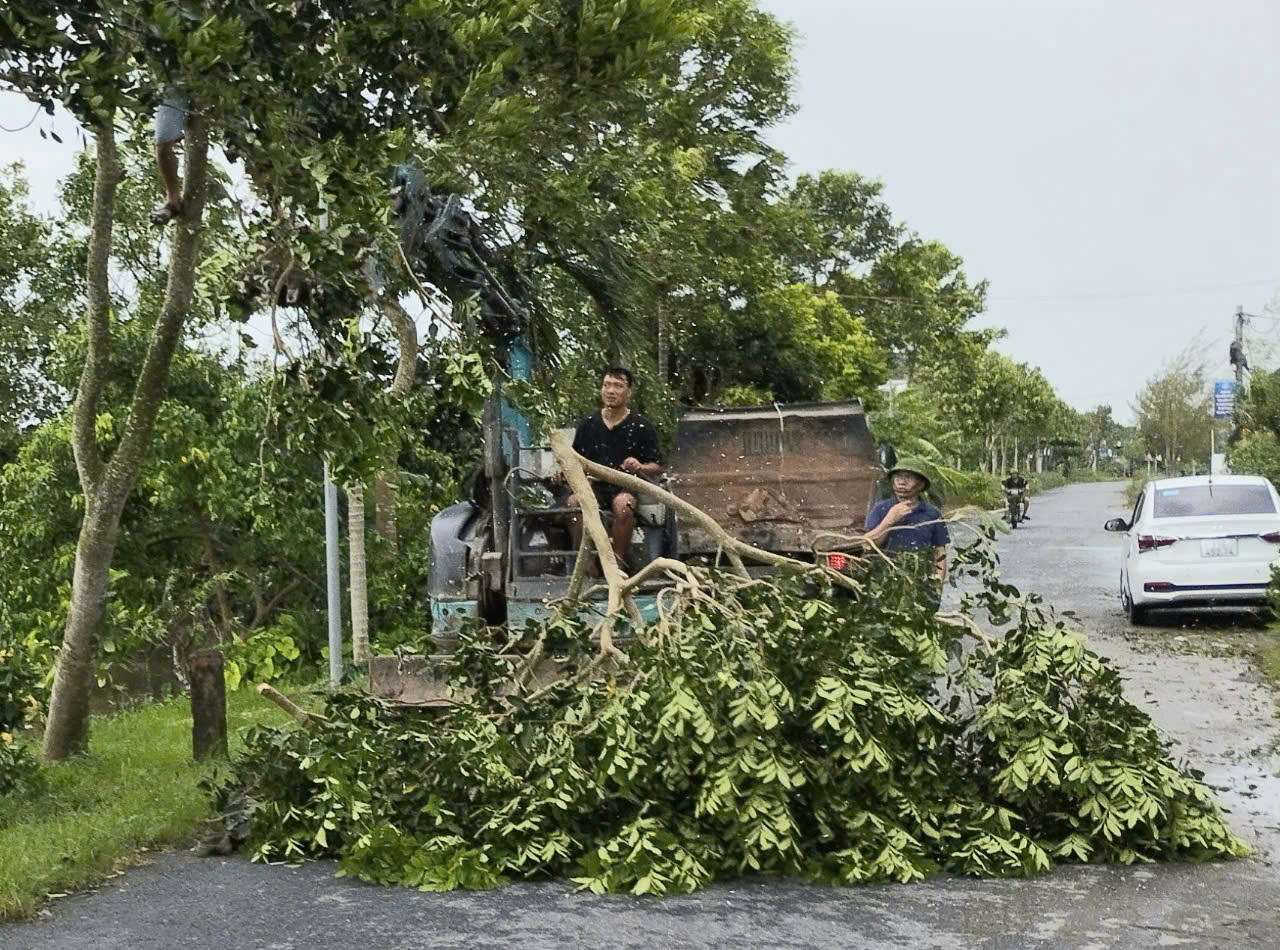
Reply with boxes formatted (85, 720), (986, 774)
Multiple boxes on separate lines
(865, 499), (950, 553)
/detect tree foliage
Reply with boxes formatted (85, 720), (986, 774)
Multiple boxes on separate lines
(1134, 349), (1211, 472)
(0, 0), (1104, 767)
(0, 640), (42, 799)
(207, 541), (1246, 893)
(0, 164), (71, 446)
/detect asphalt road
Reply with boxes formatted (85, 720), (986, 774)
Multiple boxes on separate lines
(5, 481), (1280, 950)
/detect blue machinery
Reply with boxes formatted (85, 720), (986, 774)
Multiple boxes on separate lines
(428, 338), (673, 639)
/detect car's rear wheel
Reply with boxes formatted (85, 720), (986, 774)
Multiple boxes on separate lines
(1122, 584), (1147, 626)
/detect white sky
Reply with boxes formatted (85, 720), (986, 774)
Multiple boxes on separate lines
(4, 0), (1279, 423)
(759, 0), (1280, 423)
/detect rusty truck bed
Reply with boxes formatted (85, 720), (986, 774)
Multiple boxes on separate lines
(672, 401), (882, 556)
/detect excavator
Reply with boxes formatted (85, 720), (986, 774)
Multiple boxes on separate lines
(368, 170), (886, 704)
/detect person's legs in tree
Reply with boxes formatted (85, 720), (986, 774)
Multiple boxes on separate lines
(151, 93), (187, 226)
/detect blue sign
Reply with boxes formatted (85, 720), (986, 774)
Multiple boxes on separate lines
(1213, 379), (1237, 418)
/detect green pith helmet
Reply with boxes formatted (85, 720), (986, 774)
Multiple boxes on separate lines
(887, 456), (935, 492)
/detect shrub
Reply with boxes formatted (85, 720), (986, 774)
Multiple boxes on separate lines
(946, 471), (1002, 510)
(1029, 471), (1066, 493)
(0, 642), (42, 798)
(223, 619), (307, 691)
(1229, 431), (1280, 485)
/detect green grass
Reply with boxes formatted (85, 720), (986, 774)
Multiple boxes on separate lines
(1263, 638), (1280, 691)
(0, 686), (309, 920)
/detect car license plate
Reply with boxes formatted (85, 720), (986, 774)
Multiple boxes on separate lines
(1200, 538), (1238, 558)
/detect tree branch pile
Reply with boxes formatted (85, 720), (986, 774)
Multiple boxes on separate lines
(206, 485), (1248, 894)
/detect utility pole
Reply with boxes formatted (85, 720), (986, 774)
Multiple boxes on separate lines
(1235, 305), (1246, 388)
(324, 461), (343, 689)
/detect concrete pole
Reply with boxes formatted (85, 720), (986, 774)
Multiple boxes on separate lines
(1235, 306), (1246, 389)
(324, 461), (343, 688)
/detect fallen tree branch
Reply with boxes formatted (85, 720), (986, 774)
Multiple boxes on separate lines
(620, 556), (691, 594)
(511, 633), (547, 693)
(257, 683), (329, 726)
(935, 611), (996, 651)
(555, 440), (860, 593)
(549, 432), (629, 661)
(623, 593), (646, 629)
(566, 532), (591, 600)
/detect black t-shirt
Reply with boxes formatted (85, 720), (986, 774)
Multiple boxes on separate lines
(1002, 475), (1027, 489)
(572, 410), (662, 471)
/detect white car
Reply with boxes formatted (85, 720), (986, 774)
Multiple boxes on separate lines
(1104, 474), (1280, 624)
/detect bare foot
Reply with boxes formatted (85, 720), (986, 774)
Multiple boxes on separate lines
(150, 200), (182, 226)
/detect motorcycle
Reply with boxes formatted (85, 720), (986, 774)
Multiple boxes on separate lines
(1005, 487), (1025, 528)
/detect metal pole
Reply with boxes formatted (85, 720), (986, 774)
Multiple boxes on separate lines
(324, 461), (343, 688)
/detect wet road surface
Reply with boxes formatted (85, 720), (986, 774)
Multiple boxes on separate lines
(5, 481), (1279, 949)
(987, 480), (1280, 862)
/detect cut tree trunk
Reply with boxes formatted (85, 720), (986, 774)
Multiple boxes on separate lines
(42, 116), (212, 762)
(189, 649), (228, 760)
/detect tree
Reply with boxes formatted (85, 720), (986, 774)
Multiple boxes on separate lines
(1134, 350), (1211, 474)
(1227, 430), (1280, 485)
(1081, 405), (1122, 471)
(0, 166), (71, 444)
(837, 238), (993, 382)
(674, 284), (887, 405)
(1236, 366), (1280, 442)
(867, 383), (966, 464)
(2, 0), (804, 757)
(1008, 368), (1072, 474)
(784, 170), (900, 287)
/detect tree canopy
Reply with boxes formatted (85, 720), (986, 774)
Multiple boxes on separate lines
(0, 0), (1104, 762)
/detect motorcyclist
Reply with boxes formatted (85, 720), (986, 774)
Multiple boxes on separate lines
(1001, 470), (1030, 520)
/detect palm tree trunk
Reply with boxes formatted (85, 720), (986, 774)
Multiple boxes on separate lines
(348, 482), (370, 665)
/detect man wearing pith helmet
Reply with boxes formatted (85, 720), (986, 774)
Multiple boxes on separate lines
(862, 457), (950, 586)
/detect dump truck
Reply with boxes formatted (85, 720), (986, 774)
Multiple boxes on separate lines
(369, 389), (887, 704)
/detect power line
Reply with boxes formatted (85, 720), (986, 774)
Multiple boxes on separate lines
(834, 279), (1280, 310)
(0, 104), (42, 133)
(988, 278), (1280, 303)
